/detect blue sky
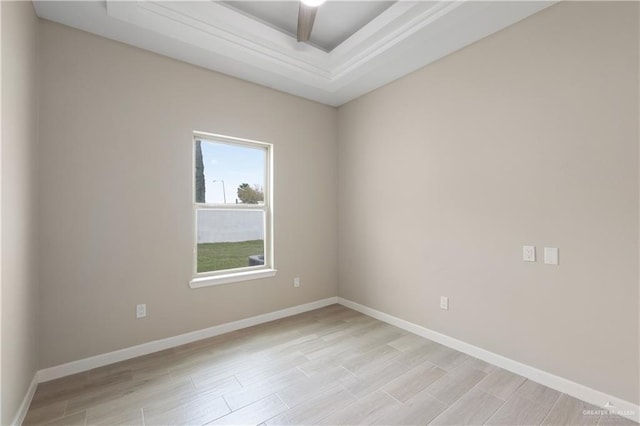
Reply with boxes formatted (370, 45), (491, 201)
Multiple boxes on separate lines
(200, 140), (265, 204)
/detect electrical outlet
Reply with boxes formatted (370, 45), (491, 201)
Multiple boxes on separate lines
(136, 304), (146, 318)
(440, 296), (449, 310)
(523, 245), (536, 262)
(294, 277), (300, 288)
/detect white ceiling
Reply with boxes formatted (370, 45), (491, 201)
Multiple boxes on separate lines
(33, 1), (555, 107)
(223, 1), (395, 51)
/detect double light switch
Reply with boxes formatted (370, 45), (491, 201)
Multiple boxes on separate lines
(523, 245), (559, 265)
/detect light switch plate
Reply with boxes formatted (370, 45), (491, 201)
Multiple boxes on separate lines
(544, 247), (559, 265)
(523, 246), (536, 262)
(136, 304), (146, 318)
(440, 296), (449, 310)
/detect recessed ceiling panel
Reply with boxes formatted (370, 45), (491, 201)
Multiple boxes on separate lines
(223, 1), (395, 51)
(33, 0), (556, 106)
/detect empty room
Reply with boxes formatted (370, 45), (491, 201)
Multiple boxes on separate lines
(1, 0), (638, 425)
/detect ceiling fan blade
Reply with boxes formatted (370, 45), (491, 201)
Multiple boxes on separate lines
(297, 2), (317, 43)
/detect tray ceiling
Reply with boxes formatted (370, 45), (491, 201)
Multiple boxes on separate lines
(33, 1), (555, 107)
(223, 1), (395, 51)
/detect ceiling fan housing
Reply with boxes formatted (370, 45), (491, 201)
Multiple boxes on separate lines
(297, 0), (323, 43)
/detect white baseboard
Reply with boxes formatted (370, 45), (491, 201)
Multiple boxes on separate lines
(337, 297), (639, 424)
(37, 297), (338, 383)
(27, 295), (639, 424)
(11, 373), (38, 426)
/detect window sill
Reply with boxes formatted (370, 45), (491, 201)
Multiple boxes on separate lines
(189, 269), (278, 289)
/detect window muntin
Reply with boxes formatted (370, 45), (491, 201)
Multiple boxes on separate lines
(193, 133), (272, 279)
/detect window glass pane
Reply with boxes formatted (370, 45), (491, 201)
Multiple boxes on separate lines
(197, 209), (265, 273)
(195, 139), (266, 204)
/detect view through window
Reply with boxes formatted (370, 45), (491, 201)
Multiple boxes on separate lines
(194, 133), (272, 276)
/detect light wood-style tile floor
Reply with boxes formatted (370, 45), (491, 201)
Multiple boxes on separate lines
(24, 305), (636, 426)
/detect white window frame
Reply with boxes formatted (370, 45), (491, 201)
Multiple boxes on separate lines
(189, 131), (276, 288)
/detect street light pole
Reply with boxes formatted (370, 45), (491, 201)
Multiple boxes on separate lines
(213, 179), (226, 204)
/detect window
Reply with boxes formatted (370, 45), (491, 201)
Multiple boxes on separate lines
(190, 132), (275, 288)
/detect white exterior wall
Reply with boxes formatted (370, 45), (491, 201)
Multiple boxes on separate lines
(197, 210), (264, 243)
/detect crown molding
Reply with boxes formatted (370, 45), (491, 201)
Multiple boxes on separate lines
(34, 0), (556, 106)
(329, 1), (462, 79)
(107, 1), (332, 86)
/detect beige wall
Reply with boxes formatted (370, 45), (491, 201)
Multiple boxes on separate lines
(338, 1), (639, 405)
(10, 0), (639, 412)
(37, 20), (338, 368)
(1, 1), (40, 424)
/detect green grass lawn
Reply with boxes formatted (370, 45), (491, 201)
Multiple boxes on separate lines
(197, 240), (264, 273)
